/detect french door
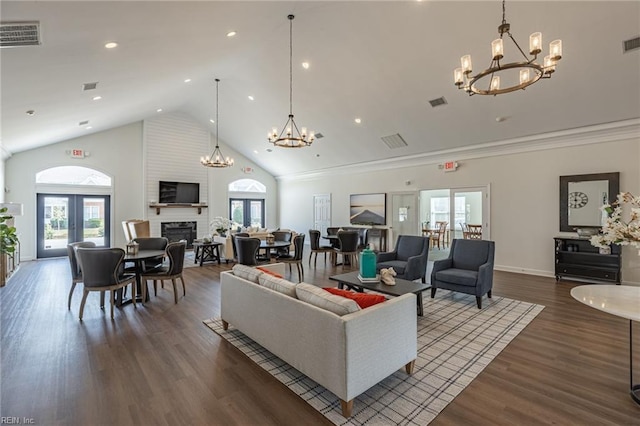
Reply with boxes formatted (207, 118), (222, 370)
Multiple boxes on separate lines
(229, 198), (265, 228)
(450, 187), (489, 240)
(36, 194), (111, 258)
(390, 192), (419, 248)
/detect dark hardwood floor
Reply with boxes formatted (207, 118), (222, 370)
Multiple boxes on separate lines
(1, 250), (639, 425)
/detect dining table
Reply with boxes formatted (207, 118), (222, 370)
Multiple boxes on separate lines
(258, 240), (291, 260)
(120, 249), (166, 306)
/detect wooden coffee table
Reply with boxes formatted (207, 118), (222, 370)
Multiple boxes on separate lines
(329, 271), (431, 316)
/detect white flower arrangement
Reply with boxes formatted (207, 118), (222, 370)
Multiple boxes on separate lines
(210, 217), (232, 235)
(590, 192), (640, 249)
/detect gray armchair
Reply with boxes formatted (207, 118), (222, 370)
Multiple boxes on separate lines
(430, 238), (495, 309)
(376, 235), (429, 283)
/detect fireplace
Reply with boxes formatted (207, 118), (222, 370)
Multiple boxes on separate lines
(161, 221), (197, 248)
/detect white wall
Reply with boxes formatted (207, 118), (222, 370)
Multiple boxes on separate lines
(279, 137), (640, 284)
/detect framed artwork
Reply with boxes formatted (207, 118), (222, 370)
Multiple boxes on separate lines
(349, 193), (386, 225)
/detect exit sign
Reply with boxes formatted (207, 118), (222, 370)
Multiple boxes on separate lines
(443, 161), (458, 172)
(70, 149), (85, 158)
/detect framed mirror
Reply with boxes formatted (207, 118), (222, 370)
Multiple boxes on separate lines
(559, 172), (619, 232)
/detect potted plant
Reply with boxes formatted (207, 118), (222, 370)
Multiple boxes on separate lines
(0, 207), (19, 286)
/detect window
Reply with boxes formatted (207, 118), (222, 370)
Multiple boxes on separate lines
(230, 199), (265, 228)
(36, 166), (111, 186)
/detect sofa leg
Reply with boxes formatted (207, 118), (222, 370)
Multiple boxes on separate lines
(340, 399), (353, 418)
(405, 359), (415, 374)
(476, 296), (482, 309)
(222, 320), (229, 330)
(430, 287), (436, 298)
(487, 290), (492, 298)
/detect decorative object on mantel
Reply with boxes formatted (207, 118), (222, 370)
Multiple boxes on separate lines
(267, 15), (315, 148)
(210, 217), (232, 237)
(200, 78), (234, 168)
(454, 0), (562, 96)
(380, 267), (397, 286)
(590, 192), (640, 253)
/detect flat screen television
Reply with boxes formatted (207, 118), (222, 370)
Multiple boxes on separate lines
(349, 193), (386, 225)
(158, 181), (200, 204)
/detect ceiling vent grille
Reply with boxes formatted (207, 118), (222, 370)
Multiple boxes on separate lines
(0, 21), (41, 47)
(623, 36), (640, 53)
(78, 120), (89, 126)
(82, 82), (98, 91)
(428, 97), (448, 108)
(314, 132), (324, 139)
(381, 133), (408, 149)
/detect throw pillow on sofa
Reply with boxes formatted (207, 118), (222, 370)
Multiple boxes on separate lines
(258, 273), (297, 298)
(232, 264), (263, 283)
(256, 266), (284, 279)
(296, 283), (360, 316)
(323, 287), (387, 309)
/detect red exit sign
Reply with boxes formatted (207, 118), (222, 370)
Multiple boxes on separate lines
(443, 161), (458, 172)
(71, 149), (85, 158)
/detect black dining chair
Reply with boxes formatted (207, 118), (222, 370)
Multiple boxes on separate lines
(132, 237), (168, 271)
(272, 230), (293, 257)
(235, 237), (263, 266)
(140, 241), (187, 304)
(278, 234), (306, 282)
(334, 230), (360, 269)
(231, 232), (250, 263)
(308, 229), (334, 267)
(75, 247), (137, 320)
(66, 241), (97, 310)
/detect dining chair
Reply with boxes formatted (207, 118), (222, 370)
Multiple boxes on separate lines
(66, 241), (97, 310)
(308, 229), (333, 267)
(140, 241), (187, 304)
(132, 237), (168, 271)
(278, 234), (306, 282)
(334, 230), (360, 269)
(231, 232), (250, 262)
(460, 222), (470, 239)
(430, 221), (448, 249)
(467, 224), (483, 239)
(128, 220), (151, 239)
(272, 230), (293, 257)
(235, 237), (262, 266)
(75, 247), (137, 320)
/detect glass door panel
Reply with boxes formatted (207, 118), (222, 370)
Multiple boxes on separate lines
(42, 196), (70, 255)
(390, 192), (418, 249)
(249, 200), (263, 227)
(230, 198), (265, 228)
(230, 199), (244, 229)
(450, 188), (487, 239)
(82, 197), (106, 246)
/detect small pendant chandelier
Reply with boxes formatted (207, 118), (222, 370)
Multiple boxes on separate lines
(201, 78), (234, 168)
(268, 14), (315, 148)
(454, 0), (562, 96)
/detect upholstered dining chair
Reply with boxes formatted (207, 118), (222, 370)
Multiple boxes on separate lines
(278, 234), (306, 282)
(430, 239), (495, 309)
(128, 220), (151, 239)
(132, 237), (168, 272)
(231, 232), (250, 262)
(75, 247), (136, 320)
(140, 241), (187, 304)
(235, 237), (263, 266)
(376, 235), (430, 283)
(66, 241), (97, 310)
(334, 230), (360, 269)
(272, 230), (293, 257)
(308, 229), (334, 267)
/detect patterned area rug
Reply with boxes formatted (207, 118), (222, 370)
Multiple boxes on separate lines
(204, 290), (544, 425)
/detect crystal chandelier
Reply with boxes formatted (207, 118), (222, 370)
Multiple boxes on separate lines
(454, 0), (562, 96)
(201, 78), (234, 168)
(268, 15), (314, 148)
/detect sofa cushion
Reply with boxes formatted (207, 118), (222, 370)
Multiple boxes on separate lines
(434, 268), (478, 287)
(232, 264), (263, 283)
(296, 283), (360, 316)
(256, 266), (284, 279)
(259, 273), (297, 298)
(323, 287), (387, 309)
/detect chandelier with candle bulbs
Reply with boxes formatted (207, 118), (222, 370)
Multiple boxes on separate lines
(454, 0), (562, 96)
(268, 14), (315, 148)
(201, 78), (234, 168)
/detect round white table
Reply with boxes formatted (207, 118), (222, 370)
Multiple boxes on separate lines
(571, 285), (640, 405)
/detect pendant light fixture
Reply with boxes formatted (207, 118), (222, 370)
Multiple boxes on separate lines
(201, 78), (234, 168)
(453, 0), (562, 96)
(267, 14), (315, 148)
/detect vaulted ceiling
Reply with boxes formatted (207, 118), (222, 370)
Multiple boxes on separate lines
(2, 1), (639, 177)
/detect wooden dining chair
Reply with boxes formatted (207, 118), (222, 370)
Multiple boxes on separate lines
(430, 221), (448, 249)
(467, 224), (483, 239)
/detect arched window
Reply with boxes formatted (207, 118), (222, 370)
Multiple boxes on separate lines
(228, 179), (266, 193)
(36, 166), (112, 186)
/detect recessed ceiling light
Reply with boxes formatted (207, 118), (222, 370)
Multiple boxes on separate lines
(354, 118), (362, 124)
(302, 62), (310, 69)
(226, 31), (237, 37)
(253, 150), (258, 154)
(248, 95), (254, 101)
(92, 96), (102, 101)
(184, 78), (192, 83)
(156, 108), (163, 113)
(104, 42), (118, 49)
(209, 119), (215, 123)
(26, 110), (35, 116)
(86, 126), (93, 130)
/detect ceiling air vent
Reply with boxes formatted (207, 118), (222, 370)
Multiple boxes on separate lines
(623, 36), (640, 53)
(78, 120), (89, 126)
(428, 97), (448, 108)
(82, 82), (98, 91)
(314, 132), (324, 139)
(381, 133), (408, 149)
(0, 21), (41, 48)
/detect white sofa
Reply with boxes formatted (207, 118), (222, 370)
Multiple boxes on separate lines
(220, 263), (417, 417)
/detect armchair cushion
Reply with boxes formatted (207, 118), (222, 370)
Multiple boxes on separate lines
(433, 268), (478, 287)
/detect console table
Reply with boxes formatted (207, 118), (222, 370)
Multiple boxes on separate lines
(554, 237), (621, 284)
